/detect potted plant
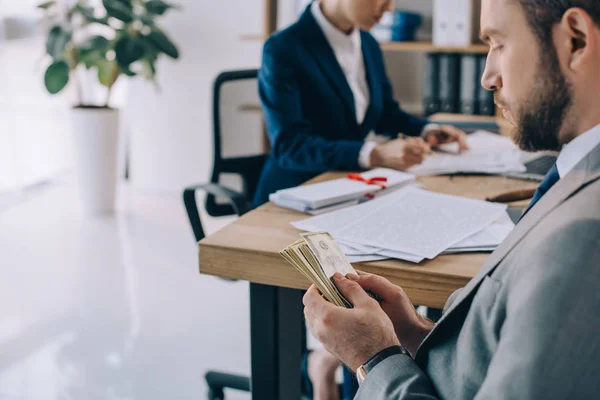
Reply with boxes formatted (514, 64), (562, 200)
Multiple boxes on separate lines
(37, 0), (180, 215)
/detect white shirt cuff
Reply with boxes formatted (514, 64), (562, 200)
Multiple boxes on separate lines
(358, 141), (377, 169)
(421, 123), (441, 138)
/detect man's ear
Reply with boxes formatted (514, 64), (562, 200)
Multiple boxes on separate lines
(558, 8), (597, 71)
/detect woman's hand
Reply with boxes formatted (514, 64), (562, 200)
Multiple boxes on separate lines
(370, 137), (431, 170)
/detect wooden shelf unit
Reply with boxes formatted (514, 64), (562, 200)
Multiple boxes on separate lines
(379, 41), (489, 54)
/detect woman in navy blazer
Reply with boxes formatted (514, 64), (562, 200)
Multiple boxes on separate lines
(254, 0), (468, 208)
(257, 1), (468, 398)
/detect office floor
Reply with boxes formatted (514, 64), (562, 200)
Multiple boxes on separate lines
(0, 176), (252, 400)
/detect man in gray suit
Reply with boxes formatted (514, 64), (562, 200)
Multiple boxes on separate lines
(303, 0), (600, 398)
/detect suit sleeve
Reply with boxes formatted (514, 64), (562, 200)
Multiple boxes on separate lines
(258, 37), (363, 173)
(356, 354), (440, 399)
(372, 42), (429, 138)
(358, 218), (600, 399)
(472, 219), (600, 399)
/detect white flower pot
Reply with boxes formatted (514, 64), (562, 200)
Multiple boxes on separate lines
(70, 107), (120, 216)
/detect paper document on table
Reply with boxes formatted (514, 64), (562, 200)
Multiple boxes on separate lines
(450, 211), (514, 249)
(409, 131), (526, 176)
(409, 151), (525, 176)
(291, 192), (399, 233)
(439, 130), (520, 153)
(293, 187), (506, 260)
(346, 255), (390, 263)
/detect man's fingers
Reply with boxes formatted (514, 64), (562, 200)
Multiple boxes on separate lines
(333, 273), (373, 307)
(352, 271), (399, 300)
(304, 285), (330, 315)
(304, 284), (340, 318)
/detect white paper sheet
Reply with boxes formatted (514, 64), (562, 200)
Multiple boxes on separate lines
(450, 211), (514, 249)
(409, 131), (526, 176)
(294, 187), (507, 259)
(291, 192), (399, 233)
(346, 255), (390, 263)
(409, 151), (525, 176)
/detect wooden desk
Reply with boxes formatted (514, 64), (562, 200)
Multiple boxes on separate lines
(198, 173), (537, 400)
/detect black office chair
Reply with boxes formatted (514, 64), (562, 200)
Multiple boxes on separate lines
(183, 69), (266, 400)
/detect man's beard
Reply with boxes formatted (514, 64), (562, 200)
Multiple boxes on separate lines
(503, 49), (574, 152)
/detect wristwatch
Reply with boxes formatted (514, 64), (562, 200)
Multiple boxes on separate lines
(356, 345), (411, 386)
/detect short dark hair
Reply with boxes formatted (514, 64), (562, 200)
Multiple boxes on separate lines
(516, 1), (600, 48)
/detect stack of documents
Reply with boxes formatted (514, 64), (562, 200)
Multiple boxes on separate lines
(291, 187), (512, 264)
(270, 168), (415, 215)
(409, 131), (526, 176)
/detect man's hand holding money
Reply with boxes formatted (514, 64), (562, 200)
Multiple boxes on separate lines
(303, 273), (399, 372)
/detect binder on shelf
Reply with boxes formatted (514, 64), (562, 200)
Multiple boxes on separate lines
(423, 53), (441, 116)
(434, 0), (481, 47)
(451, 0), (482, 47)
(433, 0), (453, 46)
(439, 53), (460, 114)
(477, 55), (495, 115)
(459, 54), (478, 115)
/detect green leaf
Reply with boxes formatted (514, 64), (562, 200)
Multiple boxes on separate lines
(114, 37), (146, 67)
(141, 57), (156, 80)
(46, 25), (72, 58)
(97, 60), (121, 88)
(145, 0), (179, 15)
(121, 65), (137, 77)
(145, 29), (179, 59)
(139, 14), (155, 26)
(80, 35), (110, 54)
(78, 36), (111, 68)
(102, 0), (134, 23)
(76, 5), (95, 19)
(76, 4), (110, 26)
(44, 61), (70, 94)
(37, 1), (56, 10)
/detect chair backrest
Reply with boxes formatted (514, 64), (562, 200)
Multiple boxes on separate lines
(205, 69), (267, 217)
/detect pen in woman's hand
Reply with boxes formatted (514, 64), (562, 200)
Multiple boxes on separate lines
(398, 133), (436, 156)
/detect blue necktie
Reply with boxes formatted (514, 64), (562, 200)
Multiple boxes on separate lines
(520, 164), (560, 220)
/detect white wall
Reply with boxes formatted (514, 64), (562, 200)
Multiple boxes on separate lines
(0, 0), (73, 193)
(127, 0), (270, 192)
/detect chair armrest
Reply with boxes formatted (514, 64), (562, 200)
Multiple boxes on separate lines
(182, 183), (252, 242)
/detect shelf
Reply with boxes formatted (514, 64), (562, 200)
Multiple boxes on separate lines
(240, 36), (488, 54)
(240, 34), (268, 41)
(429, 113), (513, 137)
(429, 113), (498, 123)
(379, 41), (489, 54)
(239, 104), (262, 113)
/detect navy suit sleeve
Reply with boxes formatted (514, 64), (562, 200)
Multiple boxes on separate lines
(372, 42), (428, 137)
(259, 37), (363, 173)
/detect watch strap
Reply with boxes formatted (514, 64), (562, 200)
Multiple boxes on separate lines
(363, 345), (411, 374)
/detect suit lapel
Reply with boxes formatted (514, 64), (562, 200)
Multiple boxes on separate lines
(360, 32), (379, 136)
(418, 142), (600, 355)
(298, 8), (357, 119)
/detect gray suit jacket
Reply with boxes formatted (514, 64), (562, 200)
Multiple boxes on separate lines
(357, 142), (600, 399)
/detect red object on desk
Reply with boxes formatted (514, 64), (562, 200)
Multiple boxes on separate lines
(346, 173), (388, 189)
(347, 173), (388, 199)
